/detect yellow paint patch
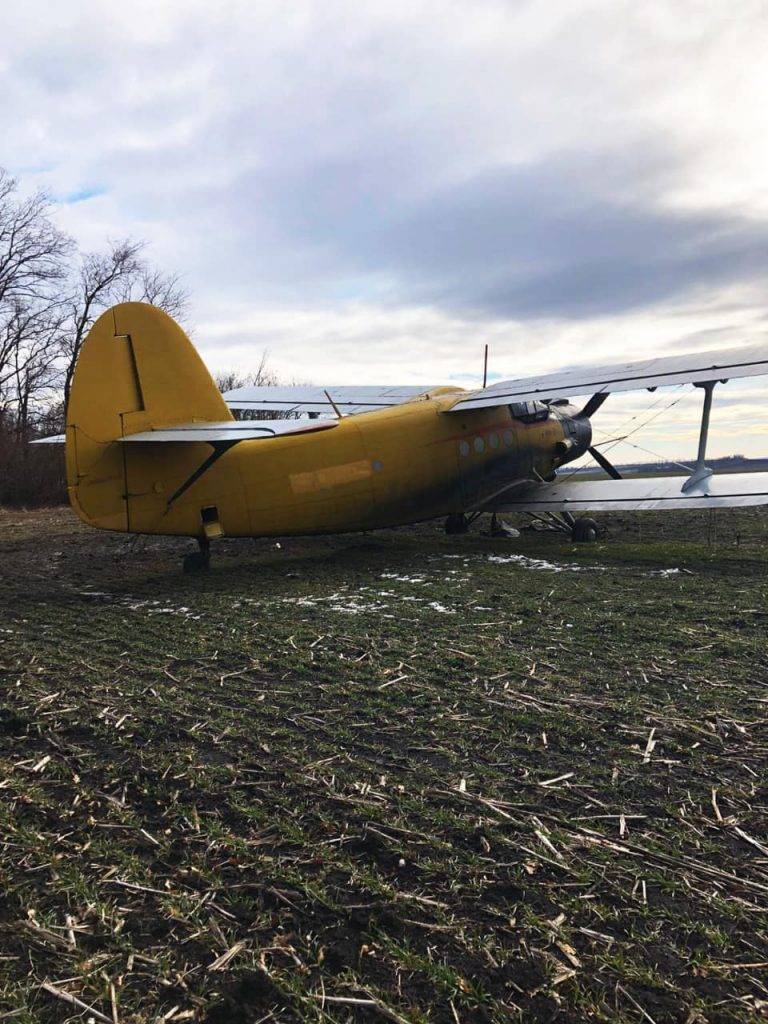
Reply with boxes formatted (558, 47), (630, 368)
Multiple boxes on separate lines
(290, 459), (373, 496)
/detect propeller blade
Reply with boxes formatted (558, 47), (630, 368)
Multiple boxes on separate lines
(588, 445), (623, 480)
(580, 392), (610, 418)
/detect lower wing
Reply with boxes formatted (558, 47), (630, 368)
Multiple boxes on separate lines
(491, 473), (768, 512)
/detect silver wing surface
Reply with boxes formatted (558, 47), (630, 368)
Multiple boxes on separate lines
(224, 384), (438, 415)
(492, 473), (768, 513)
(449, 343), (768, 411)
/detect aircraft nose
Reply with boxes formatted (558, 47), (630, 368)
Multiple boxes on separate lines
(555, 408), (593, 465)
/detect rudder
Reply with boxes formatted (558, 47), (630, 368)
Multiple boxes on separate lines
(66, 303), (231, 531)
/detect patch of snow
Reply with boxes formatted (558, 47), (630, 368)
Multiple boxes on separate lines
(122, 597), (201, 620)
(428, 602), (456, 614)
(486, 554), (604, 572)
(380, 573), (428, 584)
(329, 599), (390, 614)
(280, 593), (388, 615)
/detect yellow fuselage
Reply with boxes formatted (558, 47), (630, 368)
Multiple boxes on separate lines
(116, 394), (567, 538)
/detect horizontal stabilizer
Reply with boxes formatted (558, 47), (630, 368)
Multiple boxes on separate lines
(450, 343), (768, 411)
(493, 472), (768, 513)
(117, 418), (337, 443)
(224, 384), (439, 415)
(31, 420), (337, 446)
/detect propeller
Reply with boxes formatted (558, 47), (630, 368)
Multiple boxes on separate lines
(579, 391), (610, 418)
(579, 391), (623, 479)
(587, 444), (622, 480)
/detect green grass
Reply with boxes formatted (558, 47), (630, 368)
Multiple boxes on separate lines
(0, 506), (767, 1023)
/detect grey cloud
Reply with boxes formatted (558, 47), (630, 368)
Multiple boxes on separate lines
(234, 151), (768, 318)
(5, 1), (768, 351)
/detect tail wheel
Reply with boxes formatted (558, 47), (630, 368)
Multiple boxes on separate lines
(183, 537), (211, 573)
(571, 517), (600, 543)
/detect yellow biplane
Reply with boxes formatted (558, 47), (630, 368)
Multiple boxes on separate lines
(40, 302), (768, 571)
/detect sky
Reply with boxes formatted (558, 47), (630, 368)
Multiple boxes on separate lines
(2, 0), (768, 460)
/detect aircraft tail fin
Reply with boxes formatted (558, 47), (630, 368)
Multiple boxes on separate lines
(66, 302), (231, 531)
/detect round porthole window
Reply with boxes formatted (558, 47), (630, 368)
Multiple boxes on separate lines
(503, 429), (514, 447)
(489, 432), (499, 449)
(372, 459), (383, 473)
(459, 440), (470, 456)
(474, 436), (485, 453)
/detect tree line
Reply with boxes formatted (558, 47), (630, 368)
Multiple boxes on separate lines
(0, 167), (190, 506)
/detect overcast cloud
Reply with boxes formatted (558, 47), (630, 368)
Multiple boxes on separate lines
(2, 0), (768, 457)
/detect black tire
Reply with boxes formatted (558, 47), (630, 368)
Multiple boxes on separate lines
(183, 551), (210, 573)
(572, 517), (599, 543)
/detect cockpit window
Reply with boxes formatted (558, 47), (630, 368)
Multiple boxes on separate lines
(509, 400), (549, 423)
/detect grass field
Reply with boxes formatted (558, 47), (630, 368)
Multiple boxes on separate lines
(1, 507), (767, 1023)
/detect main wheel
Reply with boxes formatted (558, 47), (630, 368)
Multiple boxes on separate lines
(183, 550), (210, 573)
(571, 517), (599, 543)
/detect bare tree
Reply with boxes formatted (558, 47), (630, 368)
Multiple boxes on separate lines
(60, 241), (190, 408)
(0, 170), (71, 494)
(0, 171), (72, 402)
(115, 265), (189, 321)
(60, 240), (144, 407)
(4, 300), (66, 440)
(215, 353), (278, 395)
(0, 170), (72, 309)
(215, 358), (297, 421)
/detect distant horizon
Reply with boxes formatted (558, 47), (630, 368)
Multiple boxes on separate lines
(568, 452), (768, 472)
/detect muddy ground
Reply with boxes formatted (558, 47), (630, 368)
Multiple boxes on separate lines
(0, 507), (767, 1023)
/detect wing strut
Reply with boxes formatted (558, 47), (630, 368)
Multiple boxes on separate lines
(681, 380), (720, 492)
(166, 441), (239, 509)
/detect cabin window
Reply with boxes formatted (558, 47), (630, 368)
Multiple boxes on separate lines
(473, 436), (485, 453)
(503, 429), (514, 447)
(510, 400), (549, 423)
(459, 440), (470, 456)
(489, 432), (500, 449)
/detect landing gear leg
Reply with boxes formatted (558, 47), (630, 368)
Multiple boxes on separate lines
(445, 513), (470, 535)
(522, 512), (573, 536)
(183, 535), (211, 573)
(489, 513), (520, 538)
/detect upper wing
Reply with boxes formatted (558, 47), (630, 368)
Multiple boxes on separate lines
(491, 472), (768, 513)
(449, 343), (768, 412)
(223, 384), (440, 415)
